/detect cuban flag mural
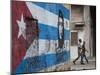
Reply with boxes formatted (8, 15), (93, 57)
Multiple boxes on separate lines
(12, 1), (70, 74)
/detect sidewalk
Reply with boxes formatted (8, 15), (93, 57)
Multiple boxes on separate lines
(39, 57), (96, 72)
(70, 57), (96, 70)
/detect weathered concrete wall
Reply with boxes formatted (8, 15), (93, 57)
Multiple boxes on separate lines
(71, 5), (84, 23)
(83, 6), (91, 57)
(70, 5), (84, 60)
(70, 5), (92, 60)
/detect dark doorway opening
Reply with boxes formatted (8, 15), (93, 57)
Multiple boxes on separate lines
(90, 6), (96, 57)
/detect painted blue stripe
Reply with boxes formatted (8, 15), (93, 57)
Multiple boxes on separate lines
(38, 23), (70, 40)
(32, 2), (70, 19)
(16, 50), (70, 74)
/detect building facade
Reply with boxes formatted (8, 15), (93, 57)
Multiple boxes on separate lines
(70, 5), (96, 60)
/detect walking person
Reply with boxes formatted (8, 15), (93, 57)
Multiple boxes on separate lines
(73, 39), (83, 64)
(81, 41), (88, 64)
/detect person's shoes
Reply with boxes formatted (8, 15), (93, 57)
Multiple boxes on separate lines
(73, 61), (76, 65)
(87, 61), (89, 64)
(81, 63), (85, 65)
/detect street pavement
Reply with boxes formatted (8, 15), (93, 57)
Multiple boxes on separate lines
(70, 57), (96, 70)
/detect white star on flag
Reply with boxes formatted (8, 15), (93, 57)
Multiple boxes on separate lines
(17, 14), (26, 39)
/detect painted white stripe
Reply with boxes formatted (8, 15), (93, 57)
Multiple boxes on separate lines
(26, 2), (69, 30)
(24, 39), (39, 59)
(24, 39), (70, 59)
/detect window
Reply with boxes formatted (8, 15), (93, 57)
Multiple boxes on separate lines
(71, 32), (78, 46)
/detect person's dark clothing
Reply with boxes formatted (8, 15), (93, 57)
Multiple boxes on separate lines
(81, 44), (88, 64)
(73, 47), (82, 64)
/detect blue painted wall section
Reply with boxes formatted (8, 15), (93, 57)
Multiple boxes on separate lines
(38, 23), (70, 40)
(16, 51), (70, 73)
(33, 2), (70, 19)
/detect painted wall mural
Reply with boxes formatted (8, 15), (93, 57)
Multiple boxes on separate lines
(12, 1), (70, 74)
